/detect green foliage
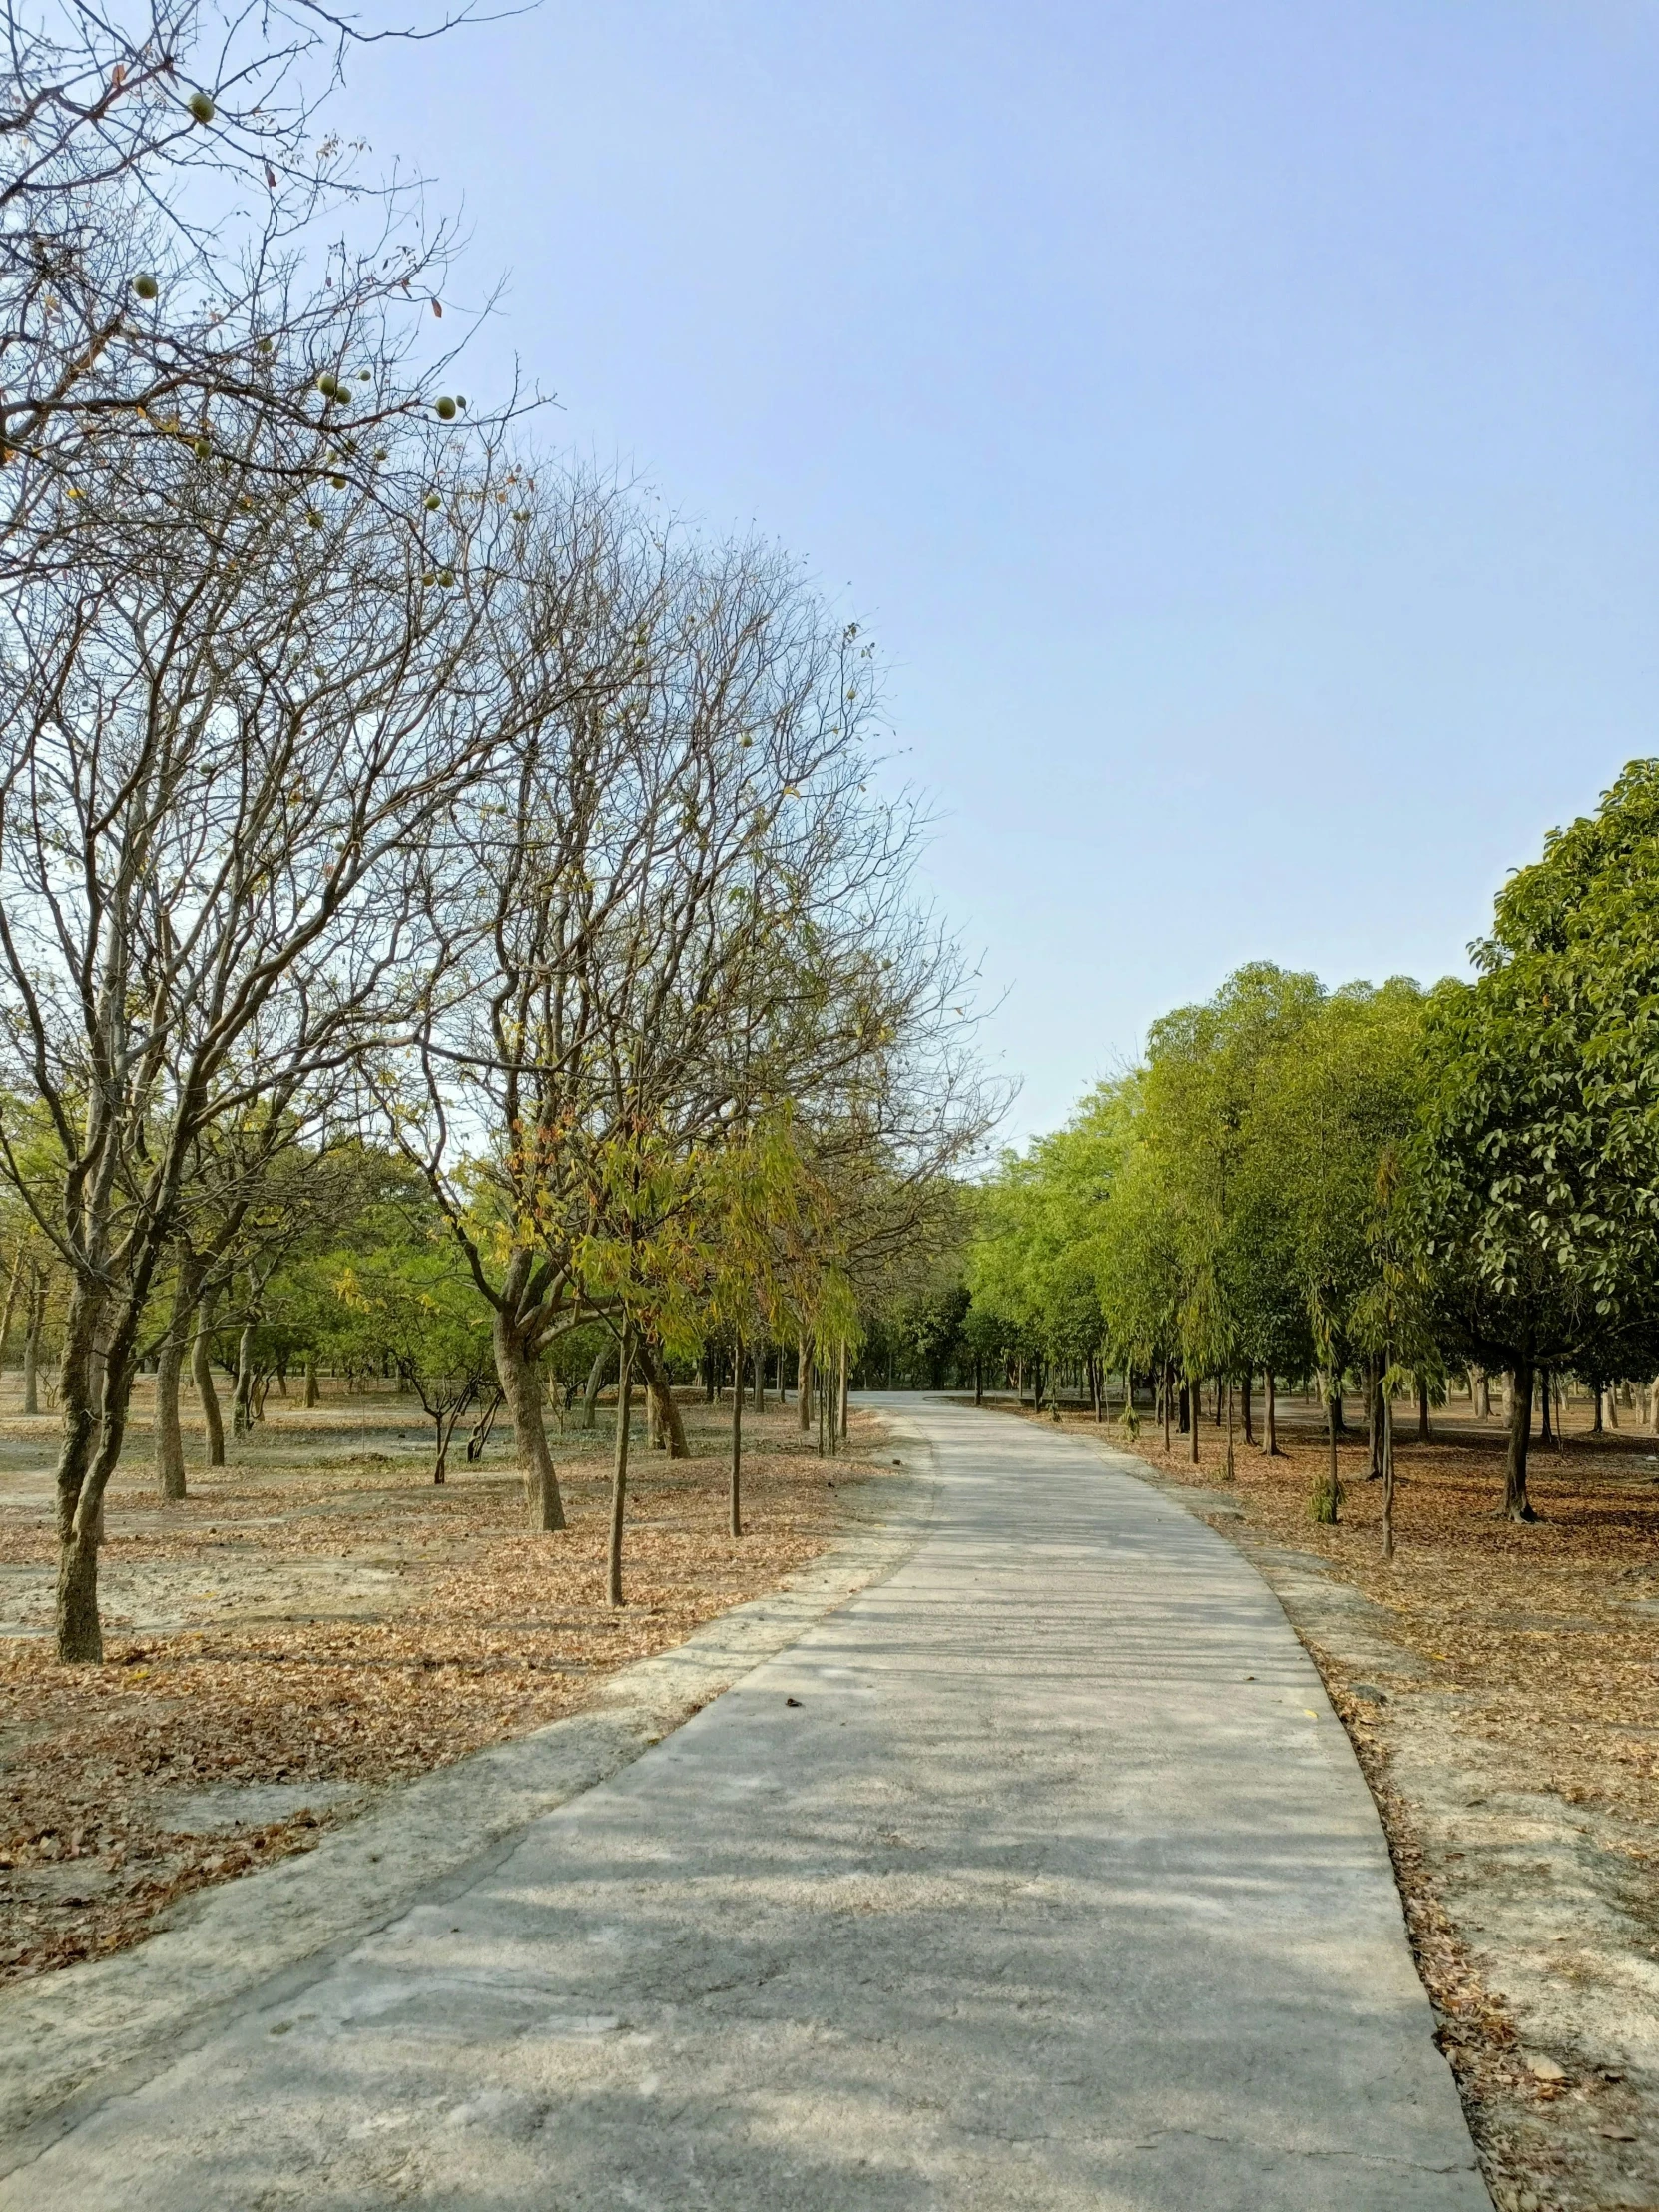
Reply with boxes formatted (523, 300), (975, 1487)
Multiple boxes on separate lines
(1413, 761), (1659, 1379)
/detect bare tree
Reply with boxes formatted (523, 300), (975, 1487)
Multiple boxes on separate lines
(0, 355), (532, 1656)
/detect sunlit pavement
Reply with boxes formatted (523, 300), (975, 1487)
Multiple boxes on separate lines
(3, 1394), (1484, 2210)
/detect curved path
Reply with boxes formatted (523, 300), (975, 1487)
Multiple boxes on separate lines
(4, 1397), (1485, 2210)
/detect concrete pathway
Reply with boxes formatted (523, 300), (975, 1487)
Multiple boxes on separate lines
(2, 1398), (1487, 2210)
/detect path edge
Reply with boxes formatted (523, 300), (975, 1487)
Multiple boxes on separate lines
(0, 1444), (939, 2166)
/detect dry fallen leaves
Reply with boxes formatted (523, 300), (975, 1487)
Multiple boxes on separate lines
(0, 1391), (886, 1989)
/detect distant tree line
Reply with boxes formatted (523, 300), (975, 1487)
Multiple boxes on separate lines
(932, 765), (1659, 1549)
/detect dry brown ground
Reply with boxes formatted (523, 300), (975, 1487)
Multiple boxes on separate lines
(995, 1387), (1659, 2212)
(0, 1384), (883, 1994)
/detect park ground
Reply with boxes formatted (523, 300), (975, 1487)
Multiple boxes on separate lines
(994, 1384), (1659, 2212)
(0, 1382), (885, 1992)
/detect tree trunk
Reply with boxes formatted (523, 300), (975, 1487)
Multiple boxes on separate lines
(232, 1313), (256, 1436)
(638, 1337), (690, 1458)
(1189, 1375), (1200, 1465)
(607, 1328), (634, 1606)
(1539, 1367), (1553, 1445)
(0, 1247), (20, 1382)
(1163, 1365), (1172, 1452)
(1382, 1365), (1396, 1561)
(1592, 1382), (1604, 1435)
(22, 1280), (44, 1416)
(799, 1339), (813, 1431)
(1224, 1376), (1235, 1482)
(495, 1316), (566, 1531)
(1241, 1368), (1254, 1445)
(1606, 1383), (1621, 1430)
(1505, 1361), (1537, 1521)
(153, 1333), (187, 1501)
(1314, 1370), (1341, 1522)
(581, 1342), (611, 1429)
(1178, 1380), (1190, 1434)
(193, 1297), (225, 1466)
(839, 1340), (849, 1446)
(974, 1356), (983, 1407)
(304, 1352), (320, 1409)
(753, 1341), (765, 1412)
(1265, 1368), (1279, 1455)
(730, 1332), (744, 1537)
(1367, 1356), (1384, 1480)
(1417, 1374), (1431, 1442)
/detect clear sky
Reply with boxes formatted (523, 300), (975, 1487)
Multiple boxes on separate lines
(344, 0), (1659, 1143)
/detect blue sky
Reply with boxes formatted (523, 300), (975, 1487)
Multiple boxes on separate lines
(346, 1), (1659, 1141)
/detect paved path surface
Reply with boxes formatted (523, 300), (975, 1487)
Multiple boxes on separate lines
(3, 1399), (1486, 2210)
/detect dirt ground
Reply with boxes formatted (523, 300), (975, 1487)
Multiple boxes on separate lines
(0, 1381), (885, 1994)
(997, 1385), (1659, 2212)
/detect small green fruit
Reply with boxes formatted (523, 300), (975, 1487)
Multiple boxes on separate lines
(132, 274), (158, 300)
(358, 369), (371, 382)
(421, 571), (436, 586)
(316, 373), (338, 399)
(438, 568), (455, 588)
(193, 437), (211, 459)
(373, 447), (388, 462)
(455, 395), (467, 410)
(434, 396), (457, 421)
(329, 473), (346, 490)
(188, 91), (216, 124)
(306, 510), (323, 528)
(424, 492), (441, 511)
(255, 336), (274, 356)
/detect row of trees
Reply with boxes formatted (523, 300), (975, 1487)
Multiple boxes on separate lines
(0, 1), (991, 1658)
(961, 763), (1659, 1543)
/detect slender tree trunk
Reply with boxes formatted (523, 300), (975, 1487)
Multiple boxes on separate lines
(22, 1280), (44, 1416)
(192, 1296), (225, 1467)
(1241, 1368), (1254, 1445)
(730, 1331), (744, 1538)
(1178, 1380), (1190, 1434)
(1314, 1370), (1341, 1523)
(0, 1247), (20, 1384)
(1224, 1376), (1235, 1482)
(839, 1339), (849, 1446)
(753, 1341), (765, 1412)
(1163, 1364), (1173, 1453)
(1367, 1356), (1383, 1480)
(799, 1339), (813, 1431)
(1265, 1368), (1279, 1455)
(1417, 1373), (1431, 1442)
(582, 1342), (611, 1429)
(607, 1328), (635, 1606)
(1538, 1367), (1553, 1445)
(1382, 1363), (1396, 1561)
(1189, 1375), (1200, 1465)
(1506, 1361), (1537, 1522)
(232, 1305), (256, 1436)
(494, 1316), (566, 1532)
(153, 1298), (188, 1503)
(1592, 1381), (1604, 1435)
(974, 1356), (983, 1407)
(1606, 1383), (1621, 1429)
